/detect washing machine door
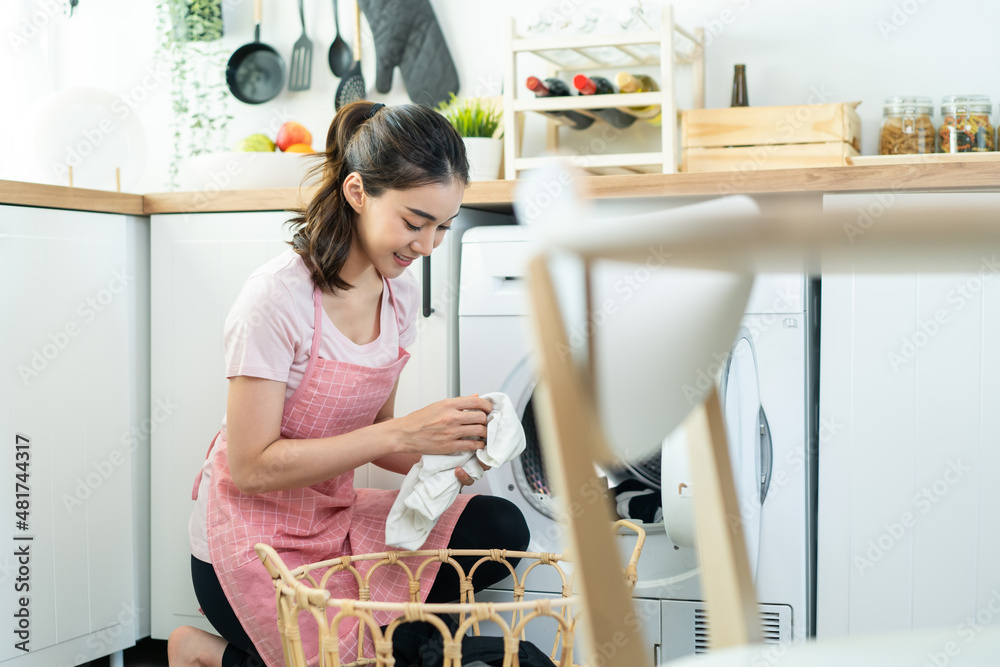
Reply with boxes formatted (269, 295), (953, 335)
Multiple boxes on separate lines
(485, 356), (564, 554)
(719, 326), (772, 579)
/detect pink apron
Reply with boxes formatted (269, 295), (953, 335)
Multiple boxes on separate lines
(194, 279), (473, 667)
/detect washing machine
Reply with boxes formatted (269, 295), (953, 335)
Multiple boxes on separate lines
(458, 225), (817, 662)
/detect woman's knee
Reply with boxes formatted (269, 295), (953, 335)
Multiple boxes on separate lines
(463, 495), (530, 551)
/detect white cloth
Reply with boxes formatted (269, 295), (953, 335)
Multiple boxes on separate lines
(385, 392), (526, 550)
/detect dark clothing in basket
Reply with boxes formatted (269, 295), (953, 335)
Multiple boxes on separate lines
(192, 495), (529, 667)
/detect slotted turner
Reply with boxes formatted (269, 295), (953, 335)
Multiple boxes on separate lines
(335, 1), (365, 109)
(288, 0), (313, 91)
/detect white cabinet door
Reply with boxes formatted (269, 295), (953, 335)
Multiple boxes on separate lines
(0, 205), (140, 666)
(149, 211), (295, 639)
(818, 193), (1000, 638)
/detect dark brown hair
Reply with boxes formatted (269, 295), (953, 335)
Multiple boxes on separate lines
(286, 101), (469, 293)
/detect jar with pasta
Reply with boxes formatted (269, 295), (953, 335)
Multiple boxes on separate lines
(938, 95), (994, 152)
(879, 96), (934, 155)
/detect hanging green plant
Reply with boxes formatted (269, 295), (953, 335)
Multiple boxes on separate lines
(156, 0), (233, 190)
(169, 0), (224, 42)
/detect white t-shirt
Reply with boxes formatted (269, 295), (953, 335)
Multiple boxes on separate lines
(188, 249), (418, 562)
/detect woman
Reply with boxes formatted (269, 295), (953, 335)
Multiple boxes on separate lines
(168, 101), (529, 667)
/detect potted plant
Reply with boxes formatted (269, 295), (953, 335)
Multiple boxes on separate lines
(156, 0), (232, 189)
(168, 0), (224, 42)
(437, 94), (503, 181)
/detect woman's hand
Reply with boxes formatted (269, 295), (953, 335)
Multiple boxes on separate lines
(394, 395), (493, 456)
(456, 461), (491, 487)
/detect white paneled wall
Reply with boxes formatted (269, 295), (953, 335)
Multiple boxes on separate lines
(818, 194), (1000, 638)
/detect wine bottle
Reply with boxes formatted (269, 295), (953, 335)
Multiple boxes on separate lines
(731, 64), (748, 107)
(615, 72), (662, 126)
(572, 75), (637, 129)
(525, 77), (595, 130)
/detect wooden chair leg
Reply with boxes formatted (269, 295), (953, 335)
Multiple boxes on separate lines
(684, 388), (762, 648)
(526, 255), (651, 667)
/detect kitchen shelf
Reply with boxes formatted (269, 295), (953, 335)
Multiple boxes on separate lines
(8, 162), (1000, 216)
(502, 4), (705, 179)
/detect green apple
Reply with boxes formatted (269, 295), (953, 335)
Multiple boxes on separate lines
(234, 134), (276, 152)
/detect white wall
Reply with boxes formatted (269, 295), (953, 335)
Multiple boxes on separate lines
(3, 0), (998, 193)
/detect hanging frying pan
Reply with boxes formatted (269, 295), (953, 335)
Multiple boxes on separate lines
(226, 0), (285, 104)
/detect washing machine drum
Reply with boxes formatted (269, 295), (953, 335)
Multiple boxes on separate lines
(504, 329), (771, 576)
(510, 393), (662, 522)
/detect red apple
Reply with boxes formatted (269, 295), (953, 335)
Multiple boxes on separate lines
(276, 122), (312, 152)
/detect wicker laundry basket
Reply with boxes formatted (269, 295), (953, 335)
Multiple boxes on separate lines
(254, 519), (646, 667)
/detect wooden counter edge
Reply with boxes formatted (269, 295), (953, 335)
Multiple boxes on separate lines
(0, 179), (144, 215)
(6, 162), (1000, 216)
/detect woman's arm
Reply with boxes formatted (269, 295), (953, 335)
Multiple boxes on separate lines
(370, 378), (421, 475)
(226, 376), (400, 494)
(226, 376), (491, 495)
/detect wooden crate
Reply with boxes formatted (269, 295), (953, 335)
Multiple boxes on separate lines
(683, 142), (859, 172)
(680, 103), (861, 172)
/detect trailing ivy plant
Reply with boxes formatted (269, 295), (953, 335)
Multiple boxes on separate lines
(155, 0), (232, 190)
(169, 0), (224, 42)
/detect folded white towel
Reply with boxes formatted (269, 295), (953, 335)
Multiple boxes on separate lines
(385, 392), (526, 550)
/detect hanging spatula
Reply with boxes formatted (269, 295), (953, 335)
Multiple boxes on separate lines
(335, 1), (365, 109)
(288, 0), (313, 91)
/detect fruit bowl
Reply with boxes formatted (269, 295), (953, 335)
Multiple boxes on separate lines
(180, 151), (322, 191)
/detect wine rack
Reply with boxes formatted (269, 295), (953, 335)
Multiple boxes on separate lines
(502, 4), (705, 178)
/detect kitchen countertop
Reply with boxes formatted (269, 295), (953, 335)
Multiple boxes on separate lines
(4, 160), (1000, 216)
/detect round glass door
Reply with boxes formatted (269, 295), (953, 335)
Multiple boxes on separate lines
(720, 327), (768, 579)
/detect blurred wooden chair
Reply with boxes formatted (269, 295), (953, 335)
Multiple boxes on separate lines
(517, 161), (1000, 665)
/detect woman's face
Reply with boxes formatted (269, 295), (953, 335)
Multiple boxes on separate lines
(351, 176), (465, 279)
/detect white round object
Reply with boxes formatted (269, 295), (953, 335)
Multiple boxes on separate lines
(181, 152), (321, 191)
(661, 426), (697, 550)
(32, 86), (147, 191)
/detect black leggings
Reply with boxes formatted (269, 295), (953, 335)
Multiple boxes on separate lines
(192, 495), (530, 667)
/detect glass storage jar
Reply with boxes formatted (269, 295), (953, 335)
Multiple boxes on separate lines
(938, 95), (994, 152)
(879, 96), (934, 154)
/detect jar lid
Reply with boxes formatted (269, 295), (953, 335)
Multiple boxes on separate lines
(883, 96), (933, 114)
(941, 95), (992, 114)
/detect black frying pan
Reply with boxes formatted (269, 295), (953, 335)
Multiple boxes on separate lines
(226, 0), (285, 104)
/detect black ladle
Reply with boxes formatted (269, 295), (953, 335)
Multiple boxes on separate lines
(328, 0), (352, 77)
(226, 0), (285, 104)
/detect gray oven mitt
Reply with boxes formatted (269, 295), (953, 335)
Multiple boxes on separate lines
(357, 0), (459, 107)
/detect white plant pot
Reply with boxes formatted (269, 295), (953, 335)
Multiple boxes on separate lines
(463, 137), (502, 181)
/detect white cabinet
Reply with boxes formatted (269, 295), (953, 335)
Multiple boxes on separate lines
(149, 210), (456, 637)
(818, 193), (1000, 638)
(150, 211), (296, 638)
(0, 205), (149, 666)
